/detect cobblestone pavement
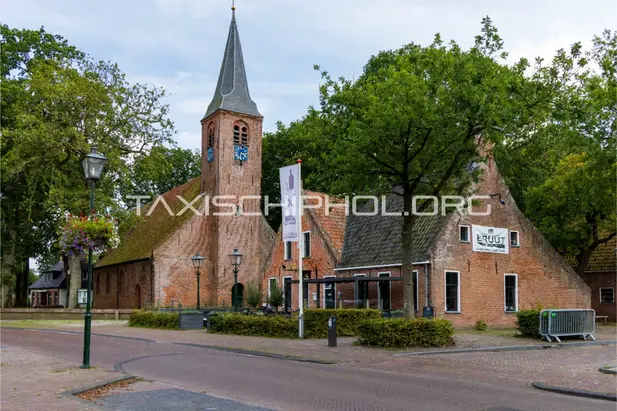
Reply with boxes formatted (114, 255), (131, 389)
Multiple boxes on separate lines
(0, 345), (117, 411)
(2, 327), (615, 411)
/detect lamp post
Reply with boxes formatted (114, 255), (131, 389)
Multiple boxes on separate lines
(191, 253), (205, 309)
(80, 146), (107, 369)
(229, 248), (243, 311)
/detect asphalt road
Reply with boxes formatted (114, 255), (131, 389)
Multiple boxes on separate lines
(2, 328), (613, 411)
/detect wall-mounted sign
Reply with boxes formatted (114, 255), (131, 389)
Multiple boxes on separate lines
(472, 225), (509, 254)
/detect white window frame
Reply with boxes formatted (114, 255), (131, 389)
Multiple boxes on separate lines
(459, 225), (471, 243)
(504, 273), (518, 312)
(284, 241), (292, 260)
(268, 277), (277, 298)
(510, 230), (520, 247)
(323, 275), (336, 308)
(413, 270), (419, 312)
(444, 270), (461, 313)
(377, 272), (391, 310)
(302, 231), (311, 258)
(600, 287), (615, 303)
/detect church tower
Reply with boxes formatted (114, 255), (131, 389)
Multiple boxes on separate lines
(200, 5), (263, 306)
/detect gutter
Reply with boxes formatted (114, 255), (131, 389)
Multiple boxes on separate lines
(334, 261), (430, 272)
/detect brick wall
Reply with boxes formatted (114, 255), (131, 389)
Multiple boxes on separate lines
(93, 260), (153, 309)
(429, 156), (590, 327)
(580, 271), (616, 322)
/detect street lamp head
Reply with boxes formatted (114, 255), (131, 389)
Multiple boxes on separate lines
(191, 253), (205, 269)
(229, 248), (243, 267)
(81, 146), (107, 181)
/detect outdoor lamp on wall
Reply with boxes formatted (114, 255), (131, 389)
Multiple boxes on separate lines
(191, 253), (206, 310)
(80, 146), (107, 370)
(229, 248), (243, 311)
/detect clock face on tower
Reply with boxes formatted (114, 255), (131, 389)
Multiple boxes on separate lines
(207, 147), (215, 163)
(234, 145), (248, 161)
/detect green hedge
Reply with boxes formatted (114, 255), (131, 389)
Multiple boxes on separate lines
(209, 313), (297, 338)
(304, 309), (381, 338)
(516, 309), (541, 338)
(128, 310), (179, 330)
(356, 318), (454, 348)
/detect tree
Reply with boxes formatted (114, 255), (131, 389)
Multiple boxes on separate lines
(313, 17), (547, 317)
(0, 25), (174, 306)
(267, 285), (284, 313)
(495, 30), (616, 274)
(119, 146), (201, 203)
(245, 281), (263, 310)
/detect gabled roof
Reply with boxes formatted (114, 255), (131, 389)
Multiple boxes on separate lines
(29, 272), (66, 290)
(203, 9), (260, 120)
(340, 194), (447, 268)
(304, 191), (347, 260)
(96, 178), (202, 268)
(582, 237), (616, 272)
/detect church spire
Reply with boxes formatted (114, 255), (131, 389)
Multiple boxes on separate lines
(203, 5), (261, 119)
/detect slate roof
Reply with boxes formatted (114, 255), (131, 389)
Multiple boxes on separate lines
(203, 10), (260, 119)
(340, 194), (447, 268)
(304, 191), (347, 259)
(96, 178), (202, 268)
(29, 261), (67, 290)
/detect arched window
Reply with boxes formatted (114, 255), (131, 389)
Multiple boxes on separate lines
(241, 126), (248, 145)
(207, 123), (215, 148)
(233, 125), (240, 144)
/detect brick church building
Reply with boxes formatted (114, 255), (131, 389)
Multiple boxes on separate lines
(94, 7), (275, 309)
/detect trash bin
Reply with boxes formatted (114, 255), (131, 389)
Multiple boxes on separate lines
(328, 316), (337, 347)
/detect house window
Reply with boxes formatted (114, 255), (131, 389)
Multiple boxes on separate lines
(207, 123), (215, 148)
(268, 277), (277, 298)
(82, 269), (87, 281)
(413, 270), (418, 312)
(303, 231), (311, 258)
(459, 225), (470, 243)
(504, 274), (518, 312)
(233, 125), (240, 144)
(354, 274), (367, 307)
(510, 231), (520, 247)
(600, 287), (615, 303)
(105, 273), (110, 295)
(445, 271), (460, 313)
(284, 241), (292, 260)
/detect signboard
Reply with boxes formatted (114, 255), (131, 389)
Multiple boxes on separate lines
(472, 225), (509, 254)
(279, 164), (301, 242)
(77, 289), (88, 305)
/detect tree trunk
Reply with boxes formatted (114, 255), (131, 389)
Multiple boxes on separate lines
(14, 258), (29, 307)
(67, 254), (82, 308)
(401, 191), (416, 319)
(1, 232), (17, 307)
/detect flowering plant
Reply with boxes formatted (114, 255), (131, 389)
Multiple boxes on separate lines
(59, 210), (120, 255)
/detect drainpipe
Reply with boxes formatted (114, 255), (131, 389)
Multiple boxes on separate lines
(425, 259), (430, 308)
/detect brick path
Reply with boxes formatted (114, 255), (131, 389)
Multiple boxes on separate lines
(0, 345), (120, 411)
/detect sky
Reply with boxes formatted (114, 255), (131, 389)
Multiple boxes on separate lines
(3, 0), (616, 152)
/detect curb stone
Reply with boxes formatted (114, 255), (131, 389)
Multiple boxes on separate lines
(394, 340), (617, 356)
(61, 375), (138, 410)
(531, 382), (616, 402)
(599, 366), (617, 375)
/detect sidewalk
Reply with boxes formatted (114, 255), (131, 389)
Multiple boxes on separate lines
(0, 345), (122, 411)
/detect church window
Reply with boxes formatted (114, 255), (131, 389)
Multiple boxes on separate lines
(207, 123), (215, 148)
(241, 126), (248, 145)
(233, 125), (240, 144)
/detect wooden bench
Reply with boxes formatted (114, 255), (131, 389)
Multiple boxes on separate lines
(596, 316), (608, 323)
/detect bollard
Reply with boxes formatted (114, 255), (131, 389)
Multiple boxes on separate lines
(328, 316), (337, 347)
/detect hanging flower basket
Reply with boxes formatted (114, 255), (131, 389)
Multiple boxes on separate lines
(58, 211), (120, 255)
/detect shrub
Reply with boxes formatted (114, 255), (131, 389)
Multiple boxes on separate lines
(475, 319), (488, 331)
(209, 313), (297, 338)
(267, 285), (284, 312)
(129, 310), (179, 330)
(246, 282), (263, 309)
(516, 309), (541, 338)
(356, 318), (455, 348)
(304, 309), (381, 338)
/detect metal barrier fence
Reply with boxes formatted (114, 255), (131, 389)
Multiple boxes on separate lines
(539, 309), (596, 343)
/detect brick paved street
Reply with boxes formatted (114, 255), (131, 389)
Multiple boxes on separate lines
(1, 326), (615, 410)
